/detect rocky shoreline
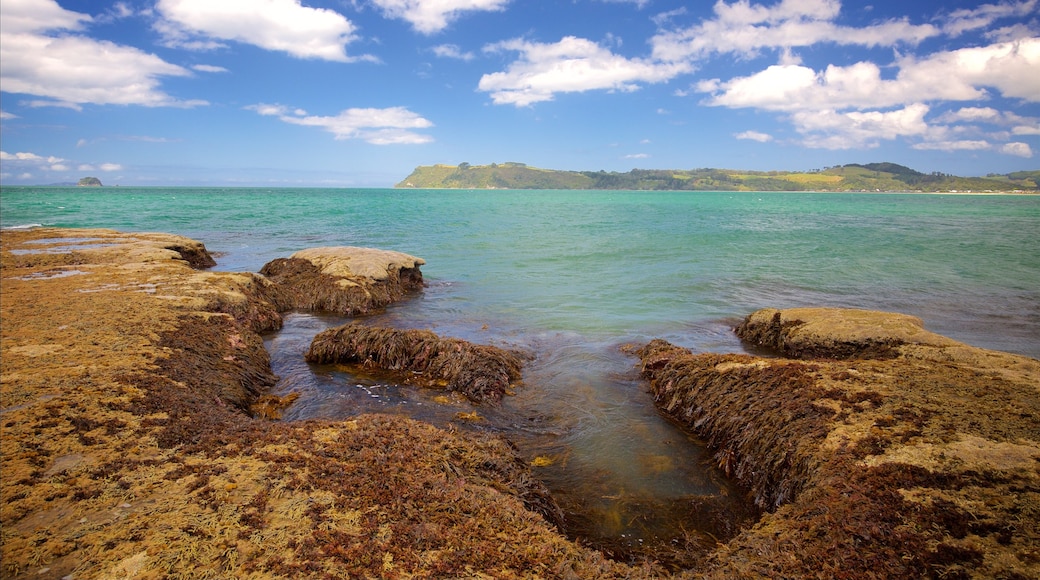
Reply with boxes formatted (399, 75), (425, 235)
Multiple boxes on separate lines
(2, 228), (1038, 578)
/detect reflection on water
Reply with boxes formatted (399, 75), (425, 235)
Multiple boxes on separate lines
(264, 311), (753, 567)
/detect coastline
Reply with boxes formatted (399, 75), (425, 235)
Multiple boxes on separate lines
(2, 227), (1038, 578)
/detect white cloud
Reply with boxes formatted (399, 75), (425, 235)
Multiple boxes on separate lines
(942, 0), (1039, 36)
(1, 150), (122, 172)
(1013, 125), (1040, 135)
(0, 151), (65, 163)
(912, 140), (993, 152)
(651, 0), (939, 62)
(1001, 142), (1034, 157)
(432, 44), (475, 61)
(735, 130), (774, 142)
(938, 106), (1003, 123)
(478, 36), (692, 106)
(370, 0), (509, 35)
(0, 110), (18, 120)
(792, 104), (931, 149)
(699, 39), (1040, 113)
(248, 104), (434, 144)
(0, 0), (90, 35)
(601, 0), (651, 8)
(0, 0), (204, 108)
(624, 153), (650, 159)
(652, 7), (687, 27)
(695, 35), (1040, 152)
(192, 64), (228, 73)
(155, 0), (363, 61)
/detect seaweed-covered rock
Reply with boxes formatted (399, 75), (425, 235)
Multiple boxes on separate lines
(306, 324), (524, 404)
(260, 246), (424, 315)
(635, 309), (1040, 579)
(1, 228), (632, 579)
(736, 307), (959, 359)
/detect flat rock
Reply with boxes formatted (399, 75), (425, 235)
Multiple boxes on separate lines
(736, 307), (960, 359)
(259, 246), (424, 315)
(290, 246), (424, 281)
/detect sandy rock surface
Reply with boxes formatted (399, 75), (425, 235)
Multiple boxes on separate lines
(1, 228), (627, 579)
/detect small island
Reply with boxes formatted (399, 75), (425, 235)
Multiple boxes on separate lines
(77, 176), (103, 187)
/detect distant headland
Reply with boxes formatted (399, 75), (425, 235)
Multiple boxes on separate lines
(396, 162), (1039, 193)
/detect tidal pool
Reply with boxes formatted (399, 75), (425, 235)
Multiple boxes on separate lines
(264, 309), (755, 568)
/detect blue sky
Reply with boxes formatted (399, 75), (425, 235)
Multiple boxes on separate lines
(1, 0), (1038, 186)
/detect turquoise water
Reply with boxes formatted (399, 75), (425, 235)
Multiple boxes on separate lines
(4, 186), (1038, 356)
(4, 186), (1039, 561)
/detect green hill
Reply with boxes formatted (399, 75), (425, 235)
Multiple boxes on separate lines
(396, 163), (1039, 192)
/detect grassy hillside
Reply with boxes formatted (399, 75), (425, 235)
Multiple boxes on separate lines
(396, 162), (1039, 192)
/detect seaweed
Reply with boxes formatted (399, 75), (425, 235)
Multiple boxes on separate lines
(306, 323), (525, 404)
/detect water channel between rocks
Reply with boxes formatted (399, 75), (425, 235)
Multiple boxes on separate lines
(262, 300), (756, 568)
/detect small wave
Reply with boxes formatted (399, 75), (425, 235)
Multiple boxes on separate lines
(2, 223), (43, 231)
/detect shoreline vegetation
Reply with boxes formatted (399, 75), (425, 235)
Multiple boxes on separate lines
(2, 227), (1038, 578)
(397, 161), (1040, 193)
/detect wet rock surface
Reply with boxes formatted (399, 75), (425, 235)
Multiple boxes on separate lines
(1, 228), (629, 579)
(306, 323), (526, 404)
(636, 308), (1040, 579)
(259, 246), (424, 315)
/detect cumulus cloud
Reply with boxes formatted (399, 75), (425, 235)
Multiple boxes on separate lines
(248, 103), (434, 144)
(650, 0), (940, 62)
(371, 0), (510, 35)
(699, 38), (1040, 112)
(478, 36), (692, 106)
(155, 0), (364, 62)
(0, 0), (204, 108)
(1001, 142), (1034, 157)
(695, 35), (1040, 151)
(791, 104), (931, 149)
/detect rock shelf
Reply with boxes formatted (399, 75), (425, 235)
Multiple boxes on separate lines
(635, 308), (1040, 579)
(1, 228), (623, 579)
(2, 228), (1037, 578)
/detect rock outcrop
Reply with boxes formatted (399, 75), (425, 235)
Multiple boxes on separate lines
(259, 246), (424, 315)
(634, 307), (1040, 579)
(306, 324), (526, 404)
(1, 228), (628, 579)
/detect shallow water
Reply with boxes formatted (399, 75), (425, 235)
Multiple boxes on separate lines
(262, 307), (750, 560)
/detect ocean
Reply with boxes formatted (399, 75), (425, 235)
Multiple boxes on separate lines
(3, 186), (1039, 556)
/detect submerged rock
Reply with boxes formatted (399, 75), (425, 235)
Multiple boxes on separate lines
(636, 307), (1040, 579)
(259, 246), (424, 315)
(306, 323), (525, 404)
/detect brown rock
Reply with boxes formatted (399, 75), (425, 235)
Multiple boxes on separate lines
(259, 246), (424, 315)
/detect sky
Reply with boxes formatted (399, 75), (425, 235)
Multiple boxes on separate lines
(1, 0), (1038, 187)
